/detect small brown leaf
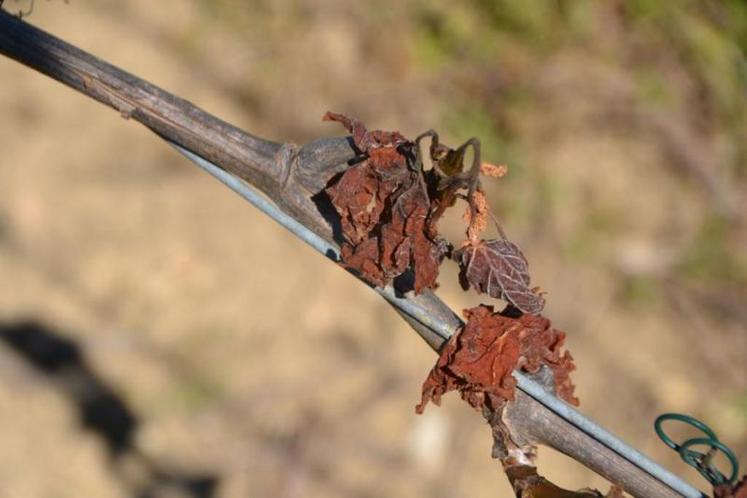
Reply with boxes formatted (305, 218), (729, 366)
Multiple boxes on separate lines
(464, 186), (490, 243)
(323, 111), (407, 152)
(455, 239), (546, 314)
(481, 162), (508, 178)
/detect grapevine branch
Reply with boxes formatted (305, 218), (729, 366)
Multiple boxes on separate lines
(0, 10), (704, 498)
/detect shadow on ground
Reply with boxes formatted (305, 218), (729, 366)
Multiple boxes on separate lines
(0, 320), (219, 498)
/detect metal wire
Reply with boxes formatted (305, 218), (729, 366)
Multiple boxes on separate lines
(169, 141), (706, 498)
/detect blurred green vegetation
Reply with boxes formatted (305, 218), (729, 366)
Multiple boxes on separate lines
(678, 214), (747, 283)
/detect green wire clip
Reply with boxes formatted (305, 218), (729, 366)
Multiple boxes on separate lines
(655, 413), (740, 486)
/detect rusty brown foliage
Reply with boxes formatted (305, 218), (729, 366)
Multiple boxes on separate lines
(323, 111), (407, 151)
(324, 112), (443, 292)
(416, 305), (520, 413)
(416, 305), (577, 414)
(324, 116), (581, 485)
(516, 312), (578, 406)
(455, 239), (546, 314)
(464, 186), (490, 243)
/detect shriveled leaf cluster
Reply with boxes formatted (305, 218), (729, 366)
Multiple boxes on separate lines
(324, 112), (443, 293)
(416, 305), (577, 414)
(323, 113), (569, 414)
(323, 114), (587, 498)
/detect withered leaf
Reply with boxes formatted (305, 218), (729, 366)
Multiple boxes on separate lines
(379, 182), (442, 293)
(324, 112), (443, 293)
(417, 305), (520, 413)
(416, 305), (577, 414)
(340, 238), (386, 287)
(323, 111), (407, 152)
(505, 465), (624, 497)
(455, 239), (545, 314)
(326, 155), (403, 245)
(464, 186), (490, 243)
(515, 313), (578, 406)
(480, 162), (508, 178)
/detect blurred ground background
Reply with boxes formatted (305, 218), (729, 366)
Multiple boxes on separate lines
(0, 1), (745, 497)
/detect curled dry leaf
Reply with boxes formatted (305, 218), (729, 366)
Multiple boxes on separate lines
(416, 305), (577, 414)
(416, 305), (519, 413)
(505, 465), (624, 497)
(324, 112), (443, 293)
(323, 111), (407, 151)
(455, 239), (546, 314)
(516, 312), (578, 405)
(326, 158), (396, 245)
(464, 186), (490, 243)
(480, 162), (508, 178)
(379, 181), (442, 293)
(325, 144), (418, 245)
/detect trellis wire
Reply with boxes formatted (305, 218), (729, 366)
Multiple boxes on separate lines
(170, 141), (705, 498)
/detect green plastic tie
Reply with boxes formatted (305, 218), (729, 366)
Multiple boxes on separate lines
(655, 413), (739, 486)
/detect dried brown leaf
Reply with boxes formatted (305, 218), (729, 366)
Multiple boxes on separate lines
(416, 305), (520, 413)
(324, 112), (443, 293)
(323, 111), (407, 152)
(505, 465), (622, 497)
(455, 239), (546, 314)
(515, 313), (578, 406)
(481, 162), (508, 178)
(324, 121), (412, 246)
(416, 305), (577, 414)
(339, 238), (386, 287)
(326, 163), (389, 245)
(464, 186), (490, 243)
(380, 182), (442, 292)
